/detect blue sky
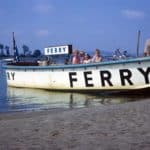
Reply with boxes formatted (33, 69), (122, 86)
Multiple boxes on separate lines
(0, 0), (150, 55)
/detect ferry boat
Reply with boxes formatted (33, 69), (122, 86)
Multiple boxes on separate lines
(3, 47), (150, 92)
(2, 33), (150, 92)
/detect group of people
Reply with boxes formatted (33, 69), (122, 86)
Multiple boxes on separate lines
(71, 49), (102, 65)
(63, 42), (150, 65)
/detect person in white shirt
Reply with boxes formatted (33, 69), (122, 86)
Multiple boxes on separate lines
(83, 53), (91, 64)
(92, 49), (102, 63)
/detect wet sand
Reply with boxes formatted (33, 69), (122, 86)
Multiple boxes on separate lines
(0, 100), (150, 150)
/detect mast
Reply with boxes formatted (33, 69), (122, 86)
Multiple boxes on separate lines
(136, 30), (141, 57)
(12, 32), (19, 62)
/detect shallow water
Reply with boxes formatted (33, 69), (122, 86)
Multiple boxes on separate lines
(0, 60), (150, 112)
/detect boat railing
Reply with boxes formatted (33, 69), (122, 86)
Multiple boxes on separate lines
(7, 61), (39, 66)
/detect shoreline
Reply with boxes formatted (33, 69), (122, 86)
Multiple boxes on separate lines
(0, 100), (150, 149)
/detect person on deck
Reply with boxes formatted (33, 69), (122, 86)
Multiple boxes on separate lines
(144, 39), (150, 56)
(72, 50), (80, 64)
(83, 53), (91, 64)
(79, 51), (85, 64)
(92, 49), (102, 63)
(64, 58), (69, 65)
(144, 46), (150, 56)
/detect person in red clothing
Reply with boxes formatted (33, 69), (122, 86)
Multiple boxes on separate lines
(72, 50), (80, 64)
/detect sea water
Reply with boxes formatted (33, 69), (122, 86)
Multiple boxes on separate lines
(0, 60), (149, 113)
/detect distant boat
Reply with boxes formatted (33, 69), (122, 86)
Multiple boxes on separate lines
(2, 58), (14, 63)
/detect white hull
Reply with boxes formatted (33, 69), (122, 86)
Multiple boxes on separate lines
(3, 57), (150, 91)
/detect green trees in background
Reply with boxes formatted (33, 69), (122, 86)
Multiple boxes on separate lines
(0, 44), (10, 56)
(5, 46), (10, 56)
(0, 43), (42, 57)
(33, 49), (42, 57)
(0, 44), (4, 56)
(22, 45), (30, 56)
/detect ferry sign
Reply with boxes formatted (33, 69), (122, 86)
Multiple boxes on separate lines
(44, 45), (72, 55)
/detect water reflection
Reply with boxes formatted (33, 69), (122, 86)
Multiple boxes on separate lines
(5, 87), (138, 112)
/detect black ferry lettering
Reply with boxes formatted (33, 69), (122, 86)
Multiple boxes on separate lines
(84, 71), (94, 87)
(69, 72), (77, 87)
(100, 70), (113, 87)
(55, 48), (57, 53)
(138, 67), (150, 84)
(120, 69), (133, 86)
(63, 47), (66, 52)
(59, 48), (61, 52)
(11, 72), (15, 80)
(7, 72), (10, 80)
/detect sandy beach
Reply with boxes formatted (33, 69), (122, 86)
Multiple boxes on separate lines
(0, 100), (150, 150)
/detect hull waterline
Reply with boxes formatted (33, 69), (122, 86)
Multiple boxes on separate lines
(3, 57), (150, 92)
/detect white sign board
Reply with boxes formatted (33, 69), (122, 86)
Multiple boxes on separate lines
(44, 45), (72, 55)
